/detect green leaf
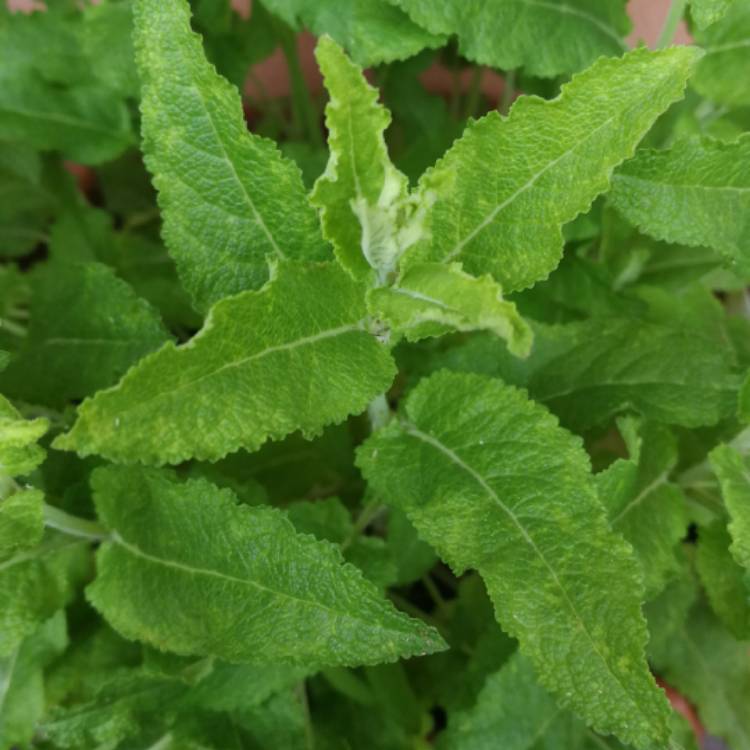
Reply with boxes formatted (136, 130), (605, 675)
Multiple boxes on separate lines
(696, 520), (750, 638)
(438, 652), (630, 750)
(610, 136), (750, 274)
(258, 0), (444, 66)
(0, 489), (44, 557)
(710, 444), (750, 574)
(0, 262), (170, 408)
(0, 532), (88, 657)
(0, 613), (68, 748)
(287, 497), (397, 587)
(596, 419), (688, 598)
(133, 0), (329, 312)
(311, 36), (424, 282)
(649, 595), (750, 750)
(404, 47), (701, 293)
(55, 262), (396, 465)
(87, 466), (445, 667)
(692, 1), (750, 107)
(690, 0), (737, 29)
(389, 0), (630, 77)
(358, 371), (671, 749)
(368, 263), (532, 356)
(0, 394), (47, 480)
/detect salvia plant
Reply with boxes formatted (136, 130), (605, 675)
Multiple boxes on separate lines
(1, 0), (749, 747)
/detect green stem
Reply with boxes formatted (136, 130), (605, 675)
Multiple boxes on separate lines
(0, 318), (27, 337)
(657, 0), (688, 49)
(499, 69), (516, 116)
(342, 502), (385, 551)
(278, 27), (322, 147)
(43, 504), (109, 542)
(421, 573), (447, 613)
(463, 66), (483, 120)
(367, 393), (392, 432)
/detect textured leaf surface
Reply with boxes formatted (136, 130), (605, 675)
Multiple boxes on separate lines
(368, 263), (532, 356)
(692, 1), (750, 106)
(0, 394), (47, 479)
(691, 0), (737, 29)
(610, 137), (750, 274)
(134, 0), (329, 311)
(259, 0), (444, 66)
(389, 0), (630, 77)
(358, 371), (671, 748)
(88, 466), (445, 667)
(0, 489), (44, 558)
(55, 262), (396, 465)
(0, 533), (87, 657)
(0, 263), (170, 408)
(405, 47), (700, 293)
(311, 36), (421, 281)
(597, 419), (687, 597)
(710, 444), (750, 574)
(439, 653), (628, 750)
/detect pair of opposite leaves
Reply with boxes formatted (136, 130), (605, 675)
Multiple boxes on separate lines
(50, 0), (707, 747)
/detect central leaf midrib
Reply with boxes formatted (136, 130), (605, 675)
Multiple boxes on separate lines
(109, 529), (403, 637)
(401, 421), (654, 724)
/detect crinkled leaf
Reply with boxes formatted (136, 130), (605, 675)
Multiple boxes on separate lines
(610, 136), (750, 274)
(691, 0), (738, 29)
(87, 466), (445, 667)
(368, 262), (532, 356)
(55, 262), (396, 465)
(259, 0), (444, 66)
(692, 0), (750, 107)
(696, 520), (750, 638)
(404, 47), (700, 293)
(389, 0), (630, 77)
(133, 0), (329, 312)
(312, 36), (423, 282)
(0, 394), (47, 479)
(597, 419), (687, 597)
(358, 371), (671, 749)
(0, 262), (170, 408)
(710, 444), (750, 574)
(0, 489), (44, 558)
(0, 532), (88, 657)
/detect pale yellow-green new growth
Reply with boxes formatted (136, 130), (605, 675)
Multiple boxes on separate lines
(404, 46), (702, 293)
(55, 263), (396, 465)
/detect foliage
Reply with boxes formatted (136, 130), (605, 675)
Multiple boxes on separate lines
(0, 0), (748, 748)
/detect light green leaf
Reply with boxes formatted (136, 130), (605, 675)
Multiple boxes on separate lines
(691, 0), (737, 29)
(439, 652), (629, 750)
(389, 0), (630, 77)
(0, 532), (88, 657)
(87, 466), (445, 667)
(0, 394), (47, 480)
(258, 0), (444, 66)
(649, 596), (750, 750)
(0, 262), (170, 408)
(287, 497), (398, 587)
(696, 520), (750, 638)
(692, 1), (750, 107)
(0, 489), (44, 557)
(133, 0), (329, 312)
(404, 47), (700, 293)
(368, 262), (532, 356)
(0, 613), (67, 748)
(312, 36), (424, 282)
(358, 371), (671, 749)
(610, 136), (750, 274)
(55, 262), (396, 465)
(710, 444), (750, 573)
(597, 419), (687, 598)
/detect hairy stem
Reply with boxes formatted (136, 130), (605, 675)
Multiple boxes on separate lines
(499, 69), (516, 116)
(279, 27), (322, 147)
